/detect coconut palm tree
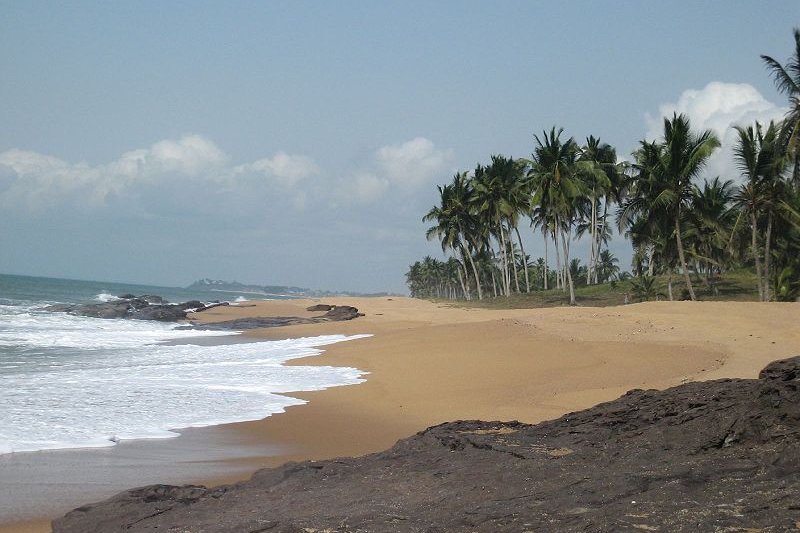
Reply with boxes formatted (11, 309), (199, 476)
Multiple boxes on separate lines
(621, 114), (719, 301)
(595, 249), (620, 283)
(761, 28), (800, 182)
(685, 177), (737, 291)
(577, 136), (616, 284)
(733, 121), (788, 300)
(527, 127), (582, 304)
(470, 155), (529, 297)
(423, 172), (485, 300)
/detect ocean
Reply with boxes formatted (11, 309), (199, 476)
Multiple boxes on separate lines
(0, 273), (368, 455)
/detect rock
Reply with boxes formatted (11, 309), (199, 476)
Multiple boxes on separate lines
(45, 296), (215, 322)
(320, 305), (362, 321)
(139, 295), (167, 304)
(53, 356), (800, 532)
(306, 304), (333, 311)
(185, 304), (364, 331)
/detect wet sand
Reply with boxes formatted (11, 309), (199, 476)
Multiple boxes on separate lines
(3, 298), (798, 532)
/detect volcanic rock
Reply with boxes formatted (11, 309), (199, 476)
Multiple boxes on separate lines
(186, 304), (363, 331)
(53, 356), (800, 532)
(307, 304), (334, 311)
(45, 296), (221, 322)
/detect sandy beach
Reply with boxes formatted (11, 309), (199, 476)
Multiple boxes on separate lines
(3, 298), (798, 532)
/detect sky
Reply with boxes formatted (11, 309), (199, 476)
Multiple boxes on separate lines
(1, 1), (798, 293)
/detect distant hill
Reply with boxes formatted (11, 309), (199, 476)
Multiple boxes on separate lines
(186, 278), (393, 298)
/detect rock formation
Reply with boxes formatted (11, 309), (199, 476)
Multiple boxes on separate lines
(53, 356), (800, 532)
(186, 305), (364, 331)
(45, 295), (226, 322)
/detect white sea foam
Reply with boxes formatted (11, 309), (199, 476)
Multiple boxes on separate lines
(234, 296), (249, 302)
(93, 292), (120, 302)
(0, 305), (369, 455)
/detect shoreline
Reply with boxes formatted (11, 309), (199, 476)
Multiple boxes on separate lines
(2, 298), (798, 532)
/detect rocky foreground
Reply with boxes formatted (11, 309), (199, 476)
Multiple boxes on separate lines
(53, 356), (800, 532)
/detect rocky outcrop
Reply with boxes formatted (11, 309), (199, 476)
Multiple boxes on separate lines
(306, 304), (334, 311)
(45, 296), (227, 322)
(187, 305), (363, 331)
(53, 356), (800, 532)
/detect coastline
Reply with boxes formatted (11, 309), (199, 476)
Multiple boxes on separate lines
(3, 297), (798, 532)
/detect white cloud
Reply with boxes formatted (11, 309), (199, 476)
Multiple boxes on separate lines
(112, 135), (228, 179)
(340, 137), (453, 204)
(232, 151), (320, 188)
(376, 137), (454, 190)
(347, 171), (390, 204)
(0, 135), (319, 211)
(645, 81), (787, 182)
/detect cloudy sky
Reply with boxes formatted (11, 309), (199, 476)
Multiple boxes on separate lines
(1, 2), (797, 293)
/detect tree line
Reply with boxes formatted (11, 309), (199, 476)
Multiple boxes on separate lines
(407, 29), (800, 303)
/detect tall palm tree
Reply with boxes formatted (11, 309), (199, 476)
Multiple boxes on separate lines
(685, 177), (737, 284)
(527, 127), (582, 305)
(471, 156), (527, 297)
(423, 172), (484, 300)
(577, 136), (616, 284)
(622, 114), (719, 301)
(762, 28), (800, 182)
(733, 121), (783, 300)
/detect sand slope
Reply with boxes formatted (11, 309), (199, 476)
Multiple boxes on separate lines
(193, 298), (799, 473)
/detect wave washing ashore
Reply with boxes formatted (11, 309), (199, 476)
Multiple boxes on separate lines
(0, 273), (368, 455)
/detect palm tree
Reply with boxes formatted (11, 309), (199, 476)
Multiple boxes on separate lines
(685, 177), (737, 292)
(577, 136), (616, 284)
(595, 249), (620, 283)
(761, 28), (800, 182)
(423, 172), (485, 300)
(527, 127), (582, 305)
(622, 114), (719, 301)
(472, 161), (510, 296)
(733, 121), (789, 300)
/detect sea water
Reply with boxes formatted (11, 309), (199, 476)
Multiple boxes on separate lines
(0, 273), (368, 455)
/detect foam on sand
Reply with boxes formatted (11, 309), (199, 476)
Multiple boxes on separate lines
(0, 305), (369, 454)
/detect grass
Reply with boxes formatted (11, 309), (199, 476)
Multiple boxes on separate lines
(443, 269), (761, 310)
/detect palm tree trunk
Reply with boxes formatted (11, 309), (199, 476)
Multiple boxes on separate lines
(455, 261), (467, 300)
(749, 211), (763, 301)
(675, 209), (697, 301)
(543, 230), (549, 290)
(498, 223), (510, 297)
(763, 211), (773, 301)
(490, 260), (498, 297)
(560, 227), (576, 305)
(595, 200), (608, 284)
(587, 197), (596, 285)
(514, 226), (530, 293)
(553, 224), (563, 291)
(510, 226), (521, 294)
(463, 244), (483, 300)
(667, 273), (674, 301)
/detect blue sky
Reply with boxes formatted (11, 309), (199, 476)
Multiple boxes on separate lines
(1, 2), (798, 293)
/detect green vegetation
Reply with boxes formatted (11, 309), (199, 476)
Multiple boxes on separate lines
(407, 29), (800, 306)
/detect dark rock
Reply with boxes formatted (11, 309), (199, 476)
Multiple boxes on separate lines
(139, 294), (167, 304)
(130, 305), (191, 322)
(45, 296), (216, 322)
(306, 304), (333, 311)
(185, 304), (364, 331)
(53, 356), (800, 532)
(320, 305), (362, 321)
